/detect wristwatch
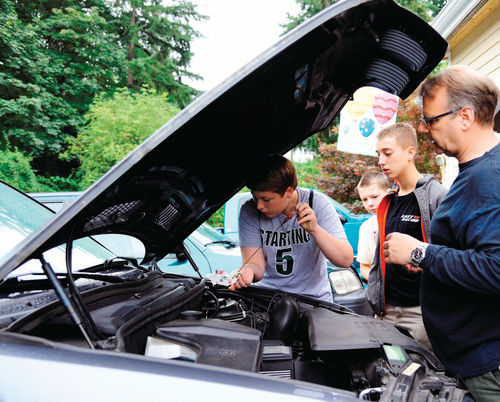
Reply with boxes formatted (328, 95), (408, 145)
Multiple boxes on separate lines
(410, 244), (429, 267)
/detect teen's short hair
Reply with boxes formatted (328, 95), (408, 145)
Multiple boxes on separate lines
(376, 122), (418, 150)
(419, 65), (499, 126)
(246, 154), (298, 195)
(357, 171), (390, 191)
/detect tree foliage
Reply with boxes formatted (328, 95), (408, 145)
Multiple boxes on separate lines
(0, 0), (203, 187)
(110, 0), (206, 107)
(0, 2), (126, 178)
(66, 87), (180, 188)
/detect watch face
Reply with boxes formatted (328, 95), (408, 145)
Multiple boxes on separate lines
(411, 247), (424, 266)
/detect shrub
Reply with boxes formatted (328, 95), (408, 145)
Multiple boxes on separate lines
(0, 150), (41, 192)
(316, 144), (378, 213)
(37, 175), (82, 191)
(294, 158), (322, 188)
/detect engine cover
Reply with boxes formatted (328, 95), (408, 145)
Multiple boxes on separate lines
(155, 317), (262, 371)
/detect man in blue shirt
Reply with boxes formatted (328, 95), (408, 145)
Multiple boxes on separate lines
(381, 65), (500, 401)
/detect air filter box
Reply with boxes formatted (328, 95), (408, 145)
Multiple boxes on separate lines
(155, 317), (262, 372)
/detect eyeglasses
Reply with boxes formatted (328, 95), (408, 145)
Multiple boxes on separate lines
(420, 108), (461, 128)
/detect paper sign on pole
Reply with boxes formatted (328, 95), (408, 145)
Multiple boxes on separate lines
(337, 87), (399, 156)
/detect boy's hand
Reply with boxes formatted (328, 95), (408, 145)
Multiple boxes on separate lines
(228, 266), (254, 290)
(296, 202), (317, 233)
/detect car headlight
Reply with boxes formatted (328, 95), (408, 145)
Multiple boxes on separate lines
(329, 268), (363, 295)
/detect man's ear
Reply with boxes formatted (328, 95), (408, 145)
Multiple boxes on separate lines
(459, 107), (474, 130)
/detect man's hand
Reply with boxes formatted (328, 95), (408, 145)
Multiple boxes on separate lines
(228, 265), (255, 290)
(296, 202), (318, 233)
(383, 232), (425, 273)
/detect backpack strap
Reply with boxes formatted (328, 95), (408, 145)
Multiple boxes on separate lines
(308, 189), (314, 208)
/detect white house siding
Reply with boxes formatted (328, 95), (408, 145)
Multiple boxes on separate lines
(450, 6), (500, 88)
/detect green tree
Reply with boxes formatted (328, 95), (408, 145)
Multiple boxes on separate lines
(1, 0), (203, 186)
(66, 87), (180, 188)
(0, 3), (68, 165)
(1, 0), (125, 179)
(34, 5), (126, 118)
(110, 0), (206, 107)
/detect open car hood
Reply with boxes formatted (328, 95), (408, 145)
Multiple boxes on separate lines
(0, 0), (447, 279)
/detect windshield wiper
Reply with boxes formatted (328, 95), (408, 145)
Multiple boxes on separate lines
(1, 271), (129, 285)
(204, 240), (236, 248)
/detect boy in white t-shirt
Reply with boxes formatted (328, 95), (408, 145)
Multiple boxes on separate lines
(356, 171), (390, 281)
(228, 154), (353, 302)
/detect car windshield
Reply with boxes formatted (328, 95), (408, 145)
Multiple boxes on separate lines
(190, 222), (236, 247)
(0, 183), (115, 278)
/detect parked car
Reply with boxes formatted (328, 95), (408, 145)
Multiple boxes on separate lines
(29, 191), (243, 278)
(0, 1), (469, 400)
(220, 191), (370, 261)
(29, 192), (369, 314)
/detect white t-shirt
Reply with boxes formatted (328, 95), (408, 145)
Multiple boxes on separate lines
(238, 188), (346, 302)
(356, 215), (378, 266)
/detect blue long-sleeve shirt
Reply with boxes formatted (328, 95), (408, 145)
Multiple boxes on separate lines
(421, 142), (500, 378)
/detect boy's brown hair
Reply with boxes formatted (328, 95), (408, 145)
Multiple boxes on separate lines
(376, 122), (418, 151)
(357, 171), (390, 192)
(246, 154), (298, 195)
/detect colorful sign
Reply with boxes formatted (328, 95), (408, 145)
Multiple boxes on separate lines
(337, 87), (399, 157)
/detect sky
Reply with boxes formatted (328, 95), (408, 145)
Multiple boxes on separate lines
(184, 0), (301, 92)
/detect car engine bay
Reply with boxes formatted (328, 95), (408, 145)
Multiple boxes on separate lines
(0, 263), (469, 401)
